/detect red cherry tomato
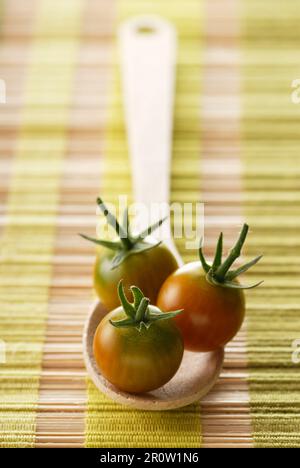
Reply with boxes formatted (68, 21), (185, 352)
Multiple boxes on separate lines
(157, 262), (245, 352)
(158, 225), (262, 352)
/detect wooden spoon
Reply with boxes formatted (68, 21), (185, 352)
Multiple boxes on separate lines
(83, 301), (224, 410)
(120, 15), (181, 263)
(83, 16), (224, 410)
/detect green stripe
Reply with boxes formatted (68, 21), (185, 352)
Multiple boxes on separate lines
(242, 0), (300, 447)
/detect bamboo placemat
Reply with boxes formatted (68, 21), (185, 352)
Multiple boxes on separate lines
(0, 0), (300, 448)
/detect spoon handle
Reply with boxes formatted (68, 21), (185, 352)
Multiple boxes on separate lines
(119, 16), (182, 264)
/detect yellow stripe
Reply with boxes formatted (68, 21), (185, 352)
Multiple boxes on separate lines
(85, 0), (203, 448)
(0, 0), (83, 447)
(242, 0), (300, 447)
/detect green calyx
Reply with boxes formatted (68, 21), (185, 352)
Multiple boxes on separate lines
(110, 281), (183, 331)
(80, 197), (167, 269)
(199, 224), (263, 290)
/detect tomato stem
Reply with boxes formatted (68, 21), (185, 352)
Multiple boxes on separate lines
(97, 198), (133, 250)
(80, 198), (169, 269)
(214, 224), (249, 281)
(110, 281), (183, 329)
(199, 224), (263, 289)
(199, 238), (211, 274)
(117, 281), (136, 319)
(135, 297), (150, 322)
(211, 232), (223, 271)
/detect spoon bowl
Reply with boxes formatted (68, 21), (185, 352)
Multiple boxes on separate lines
(83, 301), (224, 410)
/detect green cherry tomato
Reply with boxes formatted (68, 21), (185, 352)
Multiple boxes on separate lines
(81, 198), (178, 311)
(93, 282), (184, 394)
(94, 243), (178, 311)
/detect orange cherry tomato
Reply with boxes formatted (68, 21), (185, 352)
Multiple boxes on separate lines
(157, 225), (262, 352)
(157, 261), (245, 352)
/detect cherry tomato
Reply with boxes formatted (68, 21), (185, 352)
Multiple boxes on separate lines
(81, 198), (178, 311)
(94, 243), (178, 311)
(157, 261), (245, 351)
(93, 282), (184, 393)
(157, 225), (263, 352)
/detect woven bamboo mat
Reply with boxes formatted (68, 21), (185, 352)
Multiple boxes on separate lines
(0, 0), (299, 448)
